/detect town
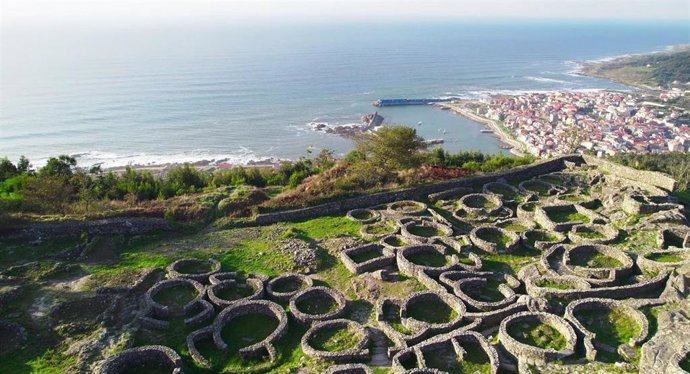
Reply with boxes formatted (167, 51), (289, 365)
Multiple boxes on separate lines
(462, 89), (690, 157)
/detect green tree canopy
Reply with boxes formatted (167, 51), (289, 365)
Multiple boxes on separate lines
(40, 155), (77, 177)
(354, 125), (427, 170)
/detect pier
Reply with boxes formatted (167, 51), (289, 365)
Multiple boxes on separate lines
(373, 98), (455, 107)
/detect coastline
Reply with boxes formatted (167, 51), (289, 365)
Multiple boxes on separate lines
(435, 102), (526, 156)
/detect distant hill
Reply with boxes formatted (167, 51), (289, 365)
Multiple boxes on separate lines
(582, 47), (690, 89)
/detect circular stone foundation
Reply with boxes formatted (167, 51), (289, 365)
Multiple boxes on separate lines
(301, 319), (370, 362)
(637, 249), (690, 274)
(563, 244), (633, 282)
(567, 224), (619, 244)
(387, 201), (428, 216)
(289, 286), (347, 325)
(400, 219), (453, 243)
(267, 273), (314, 302)
(499, 311), (577, 364)
(346, 209), (380, 224)
(521, 229), (566, 251)
(458, 193), (503, 216)
(146, 278), (205, 318)
(470, 226), (520, 254)
(167, 258), (221, 282)
(483, 181), (522, 203)
(207, 278), (264, 308)
(400, 291), (465, 328)
(99, 345), (183, 374)
(519, 180), (562, 196)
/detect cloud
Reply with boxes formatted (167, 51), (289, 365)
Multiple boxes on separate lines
(3, 0), (689, 28)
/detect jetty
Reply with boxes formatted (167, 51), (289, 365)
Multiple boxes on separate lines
(373, 98), (455, 107)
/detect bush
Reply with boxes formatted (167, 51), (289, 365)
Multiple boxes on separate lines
(355, 125), (427, 170)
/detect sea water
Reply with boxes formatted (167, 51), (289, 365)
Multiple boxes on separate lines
(1, 21), (688, 167)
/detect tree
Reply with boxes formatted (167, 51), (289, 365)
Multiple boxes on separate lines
(40, 155), (77, 177)
(0, 158), (18, 181)
(22, 176), (74, 214)
(354, 125), (427, 170)
(17, 156), (31, 174)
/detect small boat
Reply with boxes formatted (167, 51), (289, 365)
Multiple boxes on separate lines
(417, 121), (423, 126)
(480, 129), (493, 133)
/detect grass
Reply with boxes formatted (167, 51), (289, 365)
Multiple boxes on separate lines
(407, 225), (442, 238)
(309, 326), (362, 352)
(549, 210), (591, 224)
(383, 236), (407, 247)
(349, 247), (383, 263)
(506, 320), (566, 350)
(523, 181), (551, 195)
(424, 341), (492, 374)
(535, 279), (572, 290)
(407, 299), (458, 324)
(271, 278), (305, 293)
(220, 314), (280, 352)
(646, 252), (685, 263)
(176, 260), (213, 274)
(215, 284), (254, 301)
(406, 251), (448, 267)
(569, 248), (623, 268)
(152, 284), (199, 310)
(540, 175), (565, 186)
(487, 184), (520, 200)
(499, 222), (528, 232)
(574, 228), (606, 239)
(288, 216), (362, 239)
(476, 229), (514, 251)
(524, 231), (559, 248)
(464, 196), (498, 209)
(463, 278), (506, 302)
(575, 308), (641, 359)
(296, 295), (338, 315)
(364, 221), (396, 236)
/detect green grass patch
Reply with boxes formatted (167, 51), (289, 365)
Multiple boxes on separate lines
(646, 252), (685, 263)
(506, 320), (566, 350)
(364, 221), (397, 236)
(407, 225), (442, 238)
(463, 278), (506, 302)
(574, 228), (606, 239)
(271, 279), (304, 293)
(524, 231), (559, 248)
(424, 341), (492, 374)
(487, 184), (520, 200)
(476, 230), (514, 251)
(351, 210), (374, 220)
(680, 353), (690, 372)
(383, 236), (407, 247)
(296, 295), (338, 315)
(176, 261), (213, 274)
(535, 279), (572, 290)
(569, 248), (623, 268)
(215, 284), (254, 301)
(406, 251), (448, 267)
(349, 248), (383, 263)
(289, 216), (362, 239)
(575, 308), (641, 351)
(309, 326), (362, 352)
(498, 222), (528, 232)
(407, 299), (457, 324)
(549, 210), (591, 224)
(221, 314), (280, 351)
(152, 284), (199, 310)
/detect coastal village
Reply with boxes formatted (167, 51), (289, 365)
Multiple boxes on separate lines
(459, 89), (690, 157)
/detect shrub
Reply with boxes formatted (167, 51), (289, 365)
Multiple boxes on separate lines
(355, 125), (427, 170)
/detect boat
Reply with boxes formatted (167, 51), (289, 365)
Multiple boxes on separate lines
(480, 129), (494, 133)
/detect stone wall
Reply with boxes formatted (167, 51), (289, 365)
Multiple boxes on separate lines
(583, 155), (677, 192)
(252, 155), (583, 225)
(4, 217), (170, 240)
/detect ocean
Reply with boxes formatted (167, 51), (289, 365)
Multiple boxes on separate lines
(1, 21), (689, 168)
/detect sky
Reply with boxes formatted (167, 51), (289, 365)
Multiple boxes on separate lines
(3, 0), (690, 28)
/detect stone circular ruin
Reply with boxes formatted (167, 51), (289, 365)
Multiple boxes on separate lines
(520, 229), (566, 251)
(564, 297), (648, 361)
(457, 193), (504, 216)
(99, 345), (183, 374)
(266, 273), (314, 302)
(166, 258), (221, 282)
(207, 277), (264, 309)
(562, 244), (634, 284)
(499, 311), (577, 364)
(567, 223), (619, 244)
(525, 275), (592, 300)
(301, 318), (370, 362)
(346, 208), (380, 224)
(516, 201), (539, 220)
(451, 276), (517, 312)
(212, 299), (288, 361)
(470, 226), (520, 254)
(145, 278), (206, 318)
(399, 219), (453, 244)
(289, 286), (347, 325)
(496, 218), (536, 233)
(209, 271), (238, 285)
(519, 179), (562, 196)
(360, 220), (399, 241)
(483, 181), (522, 203)
(400, 291), (466, 331)
(637, 248), (690, 274)
(380, 234), (409, 250)
(324, 363), (374, 374)
(397, 244), (457, 277)
(387, 200), (428, 216)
